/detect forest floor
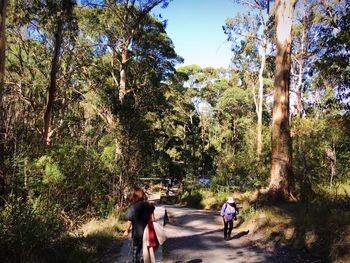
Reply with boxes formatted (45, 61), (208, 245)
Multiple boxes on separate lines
(106, 189), (319, 263)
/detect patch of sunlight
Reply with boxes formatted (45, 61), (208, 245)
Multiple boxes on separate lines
(305, 231), (318, 249)
(78, 215), (123, 238)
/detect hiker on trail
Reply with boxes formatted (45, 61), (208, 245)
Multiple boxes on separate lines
(123, 187), (155, 263)
(220, 196), (238, 240)
(164, 177), (172, 196)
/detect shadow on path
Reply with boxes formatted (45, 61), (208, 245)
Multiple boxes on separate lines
(231, 230), (250, 240)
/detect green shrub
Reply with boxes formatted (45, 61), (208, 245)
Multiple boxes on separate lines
(98, 198), (116, 218)
(240, 205), (257, 221)
(0, 195), (63, 263)
(183, 190), (203, 208)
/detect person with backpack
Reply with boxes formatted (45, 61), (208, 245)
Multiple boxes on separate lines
(123, 187), (156, 263)
(220, 196), (238, 240)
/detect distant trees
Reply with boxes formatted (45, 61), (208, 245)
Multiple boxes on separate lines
(224, 0), (273, 160)
(175, 65), (267, 188)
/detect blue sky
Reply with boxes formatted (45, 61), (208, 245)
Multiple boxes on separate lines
(154, 0), (244, 69)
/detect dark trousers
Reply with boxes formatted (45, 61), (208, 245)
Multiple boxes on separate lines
(131, 237), (143, 263)
(223, 219), (233, 239)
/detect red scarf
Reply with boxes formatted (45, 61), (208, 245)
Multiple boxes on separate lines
(147, 204), (159, 248)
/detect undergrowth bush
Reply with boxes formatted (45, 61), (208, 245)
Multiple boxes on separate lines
(41, 214), (124, 263)
(0, 195), (124, 263)
(0, 195), (64, 263)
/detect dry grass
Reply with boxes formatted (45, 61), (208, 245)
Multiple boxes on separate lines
(39, 214), (125, 263)
(78, 214), (123, 237)
(236, 201), (350, 262)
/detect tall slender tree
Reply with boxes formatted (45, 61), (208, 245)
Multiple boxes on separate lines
(291, 0), (315, 118)
(43, 0), (76, 145)
(269, 0), (298, 199)
(224, 0), (272, 159)
(257, 0), (270, 158)
(0, 0), (8, 198)
(103, 0), (171, 105)
(295, 0), (306, 119)
(43, 7), (64, 145)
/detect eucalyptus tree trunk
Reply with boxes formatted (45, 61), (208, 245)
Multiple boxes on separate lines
(296, 0), (308, 117)
(0, 0), (8, 197)
(43, 14), (64, 145)
(326, 144), (336, 189)
(257, 33), (267, 158)
(296, 52), (303, 117)
(256, 1), (271, 159)
(116, 0), (167, 105)
(118, 39), (131, 104)
(269, 0), (297, 200)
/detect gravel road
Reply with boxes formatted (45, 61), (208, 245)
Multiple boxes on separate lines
(162, 205), (267, 263)
(161, 205), (311, 263)
(116, 190), (313, 263)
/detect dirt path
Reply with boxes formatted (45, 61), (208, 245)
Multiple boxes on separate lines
(115, 189), (313, 262)
(162, 205), (264, 262)
(160, 205), (311, 263)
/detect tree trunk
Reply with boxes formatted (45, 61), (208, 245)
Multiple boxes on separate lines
(118, 42), (129, 104)
(289, 63), (296, 125)
(257, 34), (267, 158)
(43, 16), (64, 145)
(296, 56), (303, 117)
(269, 0), (297, 200)
(116, 1), (165, 104)
(0, 0), (8, 198)
(296, 0), (307, 117)
(326, 143), (336, 189)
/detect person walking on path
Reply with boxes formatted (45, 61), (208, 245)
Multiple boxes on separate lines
(220, 196), (238, 240)
(123, 187), (155, 263)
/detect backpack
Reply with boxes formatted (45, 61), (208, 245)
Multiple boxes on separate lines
(223, 203), (236, 221)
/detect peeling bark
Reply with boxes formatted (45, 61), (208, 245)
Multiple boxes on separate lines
(269, 0), (297, 200)
(257, 34), (267, 158)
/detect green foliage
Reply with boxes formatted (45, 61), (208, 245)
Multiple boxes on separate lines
(36, 156), (65, 185)
(7, 143), (116, 226)
(292, 115), (350, 194)
(177, 188), (234, 210)
(314, 0), (350, 104)
(0, 0), (349, 262)
(98, 199), (116, 219)
(180, 190), (203, 209)
(0, 195), (63, 263)
(217, 86), (250, 110)
(239, 205), (257, 221)
(100, 144), (116, 171)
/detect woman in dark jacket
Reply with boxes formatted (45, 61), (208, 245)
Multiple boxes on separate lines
(123, 187), (155, 263)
